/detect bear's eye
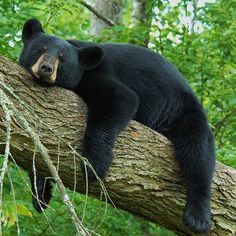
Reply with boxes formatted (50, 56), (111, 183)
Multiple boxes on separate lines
(59, 53), (65, 62)
(40, 45), (47, 53)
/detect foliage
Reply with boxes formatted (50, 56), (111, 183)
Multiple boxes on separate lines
(0, 0), (235, 235)
(0, 159), (174, 236)
(148, 0), (236, 168)
(0, 0), (91, 61)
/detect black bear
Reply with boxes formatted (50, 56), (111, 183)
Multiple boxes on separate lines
(19, 19), (215, 233)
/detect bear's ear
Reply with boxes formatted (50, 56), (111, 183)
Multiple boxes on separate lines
(22, 19), (44, 44)
(78, 46), (104, 70)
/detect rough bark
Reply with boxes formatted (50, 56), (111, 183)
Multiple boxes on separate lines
(90, 0), (123, 35)
(0, 55), (235, 236)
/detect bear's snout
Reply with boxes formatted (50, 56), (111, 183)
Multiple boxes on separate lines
(39, 62), (54, 77)
(31, 53), (59, 85)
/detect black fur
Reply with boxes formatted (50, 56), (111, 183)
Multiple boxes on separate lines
(19, 19), (215, 233)
(28, 172), (53, 212)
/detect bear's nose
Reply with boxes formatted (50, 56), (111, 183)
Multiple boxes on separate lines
(39, 62), (53, 76)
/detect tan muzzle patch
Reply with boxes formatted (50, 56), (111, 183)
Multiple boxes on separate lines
(31, 53), (59, 83)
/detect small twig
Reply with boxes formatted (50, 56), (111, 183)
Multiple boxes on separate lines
(32, 147), (54, 231)
(214, 108), (236, 137)
(71, 151), (78, 202)
(0, 101), (11, 183)
(9, 153), (47, 207)
(38, 209), (66, 236)
(79, 0), (116, 26)
(92, 190), (108, 232)
(82, 161), (88, 223)
(9, 152), (55, 226)
(0, 98), (11, 236)
(7, 169), (20, 236)
(32, 148), (44, 212)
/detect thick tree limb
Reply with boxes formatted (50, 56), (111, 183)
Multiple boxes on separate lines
(0, 55), (235, 236)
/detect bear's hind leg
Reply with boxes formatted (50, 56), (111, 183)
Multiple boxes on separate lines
(163, 111), (215, 233)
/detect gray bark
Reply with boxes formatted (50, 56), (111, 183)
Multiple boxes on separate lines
(90, 0), (123, 35)
(132, 0), (154, 46)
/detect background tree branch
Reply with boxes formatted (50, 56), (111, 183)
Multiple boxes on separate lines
(89, 0), (122, 35)
(79, 0), (116, 28)
(0, 55), (235, 236)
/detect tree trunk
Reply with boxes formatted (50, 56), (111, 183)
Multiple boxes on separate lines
(132, 0), (153, 46)
(90, 0), (123, 35)
(0, 55), (235, 236)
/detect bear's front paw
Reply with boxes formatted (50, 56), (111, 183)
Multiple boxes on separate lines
(81, 158), (109, 182)
(184, 201), (211, 233)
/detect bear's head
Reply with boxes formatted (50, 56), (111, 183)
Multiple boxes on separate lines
(19, 19), (104, 90)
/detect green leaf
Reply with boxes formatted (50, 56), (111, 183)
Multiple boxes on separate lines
(229, 97), (236, 105)
(16, 204), (33, 217)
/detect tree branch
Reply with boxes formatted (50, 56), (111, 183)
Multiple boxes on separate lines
(0, 55), (236, 235)
(0, 98), (11, 236)
(79, 0), (116, 26)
